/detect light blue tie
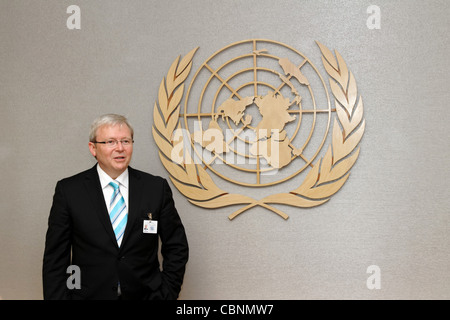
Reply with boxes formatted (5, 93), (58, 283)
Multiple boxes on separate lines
(109, 181), (127, 247)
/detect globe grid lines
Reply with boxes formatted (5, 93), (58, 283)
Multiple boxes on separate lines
(182, 39), (334, 187)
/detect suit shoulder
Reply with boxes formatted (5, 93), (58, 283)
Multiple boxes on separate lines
(131, 167), (167, 184)
(57, 167), (95, 185)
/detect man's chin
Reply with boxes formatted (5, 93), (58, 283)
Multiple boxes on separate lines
(114, 164), (129, 172)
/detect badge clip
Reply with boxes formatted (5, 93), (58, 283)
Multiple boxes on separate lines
(143, 213), (157, 234)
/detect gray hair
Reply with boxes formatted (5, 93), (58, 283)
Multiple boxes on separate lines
(89, 114), (134, 142)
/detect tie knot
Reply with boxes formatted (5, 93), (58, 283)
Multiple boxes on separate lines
(109, 181), (120, 191)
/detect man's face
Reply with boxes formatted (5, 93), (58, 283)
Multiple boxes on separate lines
(89, 124), (133, 179)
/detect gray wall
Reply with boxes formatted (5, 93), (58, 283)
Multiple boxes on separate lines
(1, 0), (449, 299)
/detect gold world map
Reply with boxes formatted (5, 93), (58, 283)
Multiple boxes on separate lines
(192, 57), (308, 169)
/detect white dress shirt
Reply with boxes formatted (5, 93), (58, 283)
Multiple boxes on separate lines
(96, 164), (129, 212)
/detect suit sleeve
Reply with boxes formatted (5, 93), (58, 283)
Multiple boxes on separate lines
(42, 180), (72, 300)
(158, 179), (189, 300)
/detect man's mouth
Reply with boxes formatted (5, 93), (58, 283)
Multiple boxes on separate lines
(114, 156), (126, 161)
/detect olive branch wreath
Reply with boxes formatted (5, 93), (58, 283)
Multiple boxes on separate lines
(152, 42), (365, 220)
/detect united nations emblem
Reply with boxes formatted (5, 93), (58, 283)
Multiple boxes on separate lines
(153, 39), (365, 220)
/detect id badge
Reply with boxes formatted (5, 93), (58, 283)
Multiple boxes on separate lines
(143, 220), (158, 234)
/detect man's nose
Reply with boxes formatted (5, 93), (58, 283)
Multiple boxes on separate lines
(115, 141), (125, 150)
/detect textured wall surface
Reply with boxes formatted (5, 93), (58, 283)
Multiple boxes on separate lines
(0, 0), (449, 299)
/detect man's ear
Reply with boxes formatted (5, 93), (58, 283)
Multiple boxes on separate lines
(88, 142), (97, 158)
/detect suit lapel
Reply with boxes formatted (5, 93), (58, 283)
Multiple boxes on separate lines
(120, 166), (143, 250)
(83, 165), (118, 249)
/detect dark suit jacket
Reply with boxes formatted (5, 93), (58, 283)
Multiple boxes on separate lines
(42, 165), (188, 300)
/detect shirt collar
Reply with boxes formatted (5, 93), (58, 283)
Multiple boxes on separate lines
(96, 164), (129, 190)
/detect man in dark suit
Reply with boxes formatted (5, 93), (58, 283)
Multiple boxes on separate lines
(43, 114), (189, 300)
